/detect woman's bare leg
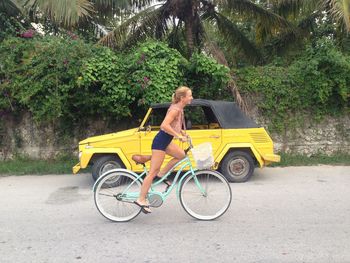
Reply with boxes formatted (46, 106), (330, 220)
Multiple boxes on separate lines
(137, 150), (166, 210)
(158, 142), (186, 178)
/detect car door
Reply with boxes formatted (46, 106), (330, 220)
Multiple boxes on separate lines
(138, 107), (177, 169)
(184, 106), (222, 159)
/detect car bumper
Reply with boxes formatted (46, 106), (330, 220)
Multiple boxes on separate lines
(72, 163), (81, 174)
(262, 153), (281, 163)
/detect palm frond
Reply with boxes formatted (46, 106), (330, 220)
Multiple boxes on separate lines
(167, 20), (187, 56)
(270, 0), (304, 18)
(269, 0), (320, 17)
(93, 0), (155, 9)
(0, 0), (22, 15)
(204, 11), (263, 64)
(20, 0), (94, 27)
(123, 7), (170, 49)
(264, 12), (320, 56)
(329, 0), (350, 32)
(203, 39), (229, 66)
(99, 4), (168, 49)
(223, 0), (293, 30)
(91, 0), (155, 19)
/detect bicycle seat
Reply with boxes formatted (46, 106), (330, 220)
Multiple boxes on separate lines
(132, 154), (151, 165)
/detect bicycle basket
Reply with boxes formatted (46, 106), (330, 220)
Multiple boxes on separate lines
(191, 142), (214, 169)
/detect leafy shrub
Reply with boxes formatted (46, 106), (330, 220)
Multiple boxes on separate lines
(0, 36), (97, 121)
(0, 12), (26, 41)
(0, 37), (231, 123)
(78, 41), (187, 117)
(186, 53), (231, 99)
(236, 37), (350, 131)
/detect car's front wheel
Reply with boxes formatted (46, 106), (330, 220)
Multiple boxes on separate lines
(220, 151), (255, 183)
(92, 155), (124, 181)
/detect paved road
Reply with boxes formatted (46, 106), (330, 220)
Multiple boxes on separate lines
(1, 166), (350, 263)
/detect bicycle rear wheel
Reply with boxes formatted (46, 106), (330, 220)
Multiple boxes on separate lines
(179, 170), (232, 220)
(94, 170), (142, 222)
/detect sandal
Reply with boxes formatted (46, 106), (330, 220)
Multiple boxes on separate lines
(133, 201), (152, 214)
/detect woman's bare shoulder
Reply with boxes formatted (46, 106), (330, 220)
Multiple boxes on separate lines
(168, 104), (182, 111)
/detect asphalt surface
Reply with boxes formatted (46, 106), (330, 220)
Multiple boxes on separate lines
(0, 166), (350, 263)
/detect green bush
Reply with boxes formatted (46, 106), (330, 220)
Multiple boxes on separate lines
(186, 53), (231, 99)
(79, 41), (187, 117)
(0, 12), (26, 41)
(0, 37), (231, 123)
(0, 36), (97, 121)
(236, 37), (350, 132)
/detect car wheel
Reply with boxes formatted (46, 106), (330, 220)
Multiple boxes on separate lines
(220, 151), (255, 183)
(92, 155), (124, 181)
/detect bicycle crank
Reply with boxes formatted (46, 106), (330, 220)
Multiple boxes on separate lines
(148, 193), (163, 208)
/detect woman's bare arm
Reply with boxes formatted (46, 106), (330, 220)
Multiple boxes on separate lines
(160, 110), (182, 138)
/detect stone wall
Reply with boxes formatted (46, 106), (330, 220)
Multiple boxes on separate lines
(268, 116), (350, 156)
(0, 112), (349, 160)
(0, 113), (137, 160)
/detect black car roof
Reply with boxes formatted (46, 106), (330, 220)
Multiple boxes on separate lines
(151, 99), (259, 129)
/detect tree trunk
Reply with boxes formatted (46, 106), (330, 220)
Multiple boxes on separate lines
(184, 17), (194, 57)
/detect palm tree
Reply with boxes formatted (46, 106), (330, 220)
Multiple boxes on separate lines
(265, 0), (350, 54)
(3, 0), (141, 29)
(98, 0), (294, 110)
(99, 0), (292, 62)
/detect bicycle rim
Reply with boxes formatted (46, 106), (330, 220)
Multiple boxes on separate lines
(94, 171), (141, 222)
(179, 170), (232, 220)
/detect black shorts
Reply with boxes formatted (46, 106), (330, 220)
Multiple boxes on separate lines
(151, 130), (174, 151)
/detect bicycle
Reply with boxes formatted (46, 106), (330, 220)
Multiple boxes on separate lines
(93, 137), (232, 222)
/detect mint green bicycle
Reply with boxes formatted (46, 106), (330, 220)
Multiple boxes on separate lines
(93, 138), (232, 222)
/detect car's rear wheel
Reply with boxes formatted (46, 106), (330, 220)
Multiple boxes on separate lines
(92, 155), (124, 181)
(220, 151), (255, 183)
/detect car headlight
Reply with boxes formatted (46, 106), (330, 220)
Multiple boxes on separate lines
(78, 151), (82, 161)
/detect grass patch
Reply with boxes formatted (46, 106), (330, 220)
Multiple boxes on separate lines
(0, 155), (79, 175)
(271, 152), (350, 167)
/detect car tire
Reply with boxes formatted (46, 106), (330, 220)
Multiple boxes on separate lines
(92, 155), (124, 181)
(220, 151), (255, 183)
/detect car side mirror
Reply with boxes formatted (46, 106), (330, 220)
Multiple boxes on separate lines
(138, 125), (151, 133)
(186, 120), (192, 130)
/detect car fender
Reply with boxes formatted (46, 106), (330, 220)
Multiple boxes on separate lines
(216, 143), (264, 167)
(80, 148), (131, 170)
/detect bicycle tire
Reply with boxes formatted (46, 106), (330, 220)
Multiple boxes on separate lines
(179, 170), (232, 220)
(94, 170), (142, 222)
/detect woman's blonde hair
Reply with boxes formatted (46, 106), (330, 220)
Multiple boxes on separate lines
(172, 86), (191, 104)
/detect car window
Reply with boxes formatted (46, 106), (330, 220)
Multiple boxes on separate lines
(145, 106), (221, 130)
(146, 108), (167, 130)
(184, 106), (221, 130)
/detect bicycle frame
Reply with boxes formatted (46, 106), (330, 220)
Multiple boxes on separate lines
(132, 156), (202, 201)
(93, 155), (208, 205)
(93, 137), (208, 204)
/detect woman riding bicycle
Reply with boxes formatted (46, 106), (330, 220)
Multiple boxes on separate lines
(134, 86), (193, 214)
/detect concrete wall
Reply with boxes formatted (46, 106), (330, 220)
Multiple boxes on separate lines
(0, 112), (349, 160)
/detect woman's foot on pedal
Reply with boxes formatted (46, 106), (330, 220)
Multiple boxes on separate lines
(134, 200), (152, 214)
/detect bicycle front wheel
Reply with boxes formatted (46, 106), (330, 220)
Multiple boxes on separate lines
(94, 170), (142, 222)
(179, 170), (232, 220)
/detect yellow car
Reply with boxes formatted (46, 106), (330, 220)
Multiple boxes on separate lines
(73, 99), (280, 182)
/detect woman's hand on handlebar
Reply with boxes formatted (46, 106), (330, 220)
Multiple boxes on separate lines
(177, 135), (188, 142)
(175, 133), (189, 142)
